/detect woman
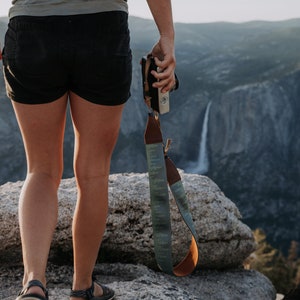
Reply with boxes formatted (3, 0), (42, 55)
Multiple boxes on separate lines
(1, 0), (176, 299)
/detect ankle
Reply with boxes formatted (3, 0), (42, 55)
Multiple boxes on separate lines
(72, 277), (92, 291)
(23, 273), (46, 288)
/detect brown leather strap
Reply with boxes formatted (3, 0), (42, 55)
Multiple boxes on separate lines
(144, 114), (163, 144)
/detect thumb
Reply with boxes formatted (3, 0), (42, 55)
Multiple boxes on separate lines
(151, 43), (164, 61)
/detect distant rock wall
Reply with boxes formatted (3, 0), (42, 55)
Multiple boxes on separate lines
(207, 73), (300, 251)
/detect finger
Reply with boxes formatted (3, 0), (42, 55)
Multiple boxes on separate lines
(151, 66), (172, 80)
(154, 56), (175, 70)
(153, 74), (176, 93)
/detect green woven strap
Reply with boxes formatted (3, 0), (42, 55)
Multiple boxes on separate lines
(145, 114), (199, 276)
(146, 142), (173, 273)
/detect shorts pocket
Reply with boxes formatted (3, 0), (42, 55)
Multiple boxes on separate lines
(3, 25), (17, 65)
(14, 29), (58, 77)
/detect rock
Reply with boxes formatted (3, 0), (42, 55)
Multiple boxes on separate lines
(0, 172), (255, 269)
(0, 263), (276, 300)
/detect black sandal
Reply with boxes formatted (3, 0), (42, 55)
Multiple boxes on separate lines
(16, 279), (48, 300)
(70, 280), (115, 300)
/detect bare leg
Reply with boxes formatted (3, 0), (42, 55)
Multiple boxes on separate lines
(69, 92), (124, 299)
(12, 94), (68, 296)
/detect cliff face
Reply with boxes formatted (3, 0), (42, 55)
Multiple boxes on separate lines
(207, 72), (300, 252)
(1, 17), (300, 252)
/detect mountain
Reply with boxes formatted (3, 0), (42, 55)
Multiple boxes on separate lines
(1, 17), (300, 253)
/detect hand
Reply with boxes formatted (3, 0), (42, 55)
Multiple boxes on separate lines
(150, 36), (176, 93)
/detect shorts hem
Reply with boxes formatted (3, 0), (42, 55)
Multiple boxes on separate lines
(71, 90), (131, 106)
(7, 91), (68, 104)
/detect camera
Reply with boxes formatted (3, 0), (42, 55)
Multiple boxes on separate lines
(141, 56), (178, 114)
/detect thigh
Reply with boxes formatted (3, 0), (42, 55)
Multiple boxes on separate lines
(12, 94), (68, 181)
(69, 92), (124, 178)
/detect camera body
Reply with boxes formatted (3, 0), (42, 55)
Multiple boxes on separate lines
(156, 67), (170, 114)
(141, 56), (176, 114)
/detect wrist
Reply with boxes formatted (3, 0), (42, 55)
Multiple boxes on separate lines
(160, 28), (175, 41)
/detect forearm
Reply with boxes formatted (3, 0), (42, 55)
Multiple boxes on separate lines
(146, 0), (175, 40)
(147, 0), (176, 92)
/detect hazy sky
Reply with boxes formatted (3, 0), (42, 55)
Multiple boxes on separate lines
(0, 0), (300, 23)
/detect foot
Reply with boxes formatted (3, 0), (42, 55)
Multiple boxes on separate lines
(70, 282), (102, 300)
(92, 282), (104, 297)
(16, 279), (48, 300)
(26, 286), (47, 297)
(70, 280), (115, 300)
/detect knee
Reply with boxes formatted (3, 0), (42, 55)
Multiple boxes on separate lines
(27, 165), (63, 190)
(74, 160), (110, 183)
(25, 171), (62, 193)
(73, 147), (114, 182)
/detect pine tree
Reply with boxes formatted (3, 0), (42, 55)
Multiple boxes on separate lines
(249, 229), (294, 294)
(288, 241), (298, 265)
(296, 266), (300, 286)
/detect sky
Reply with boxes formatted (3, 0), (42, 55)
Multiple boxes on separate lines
(0, 0), (300, 23)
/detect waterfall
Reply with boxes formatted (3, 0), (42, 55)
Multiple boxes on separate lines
(187, 101), (212, 174)
(198, 101), (212, 174)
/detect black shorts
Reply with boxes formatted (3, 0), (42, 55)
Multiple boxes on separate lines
(2, 11), (132, 105)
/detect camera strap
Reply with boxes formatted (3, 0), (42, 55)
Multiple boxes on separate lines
(142, 57), (199, 276)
